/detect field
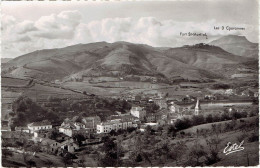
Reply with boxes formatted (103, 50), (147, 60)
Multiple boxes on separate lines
(1, 77), (30, 87)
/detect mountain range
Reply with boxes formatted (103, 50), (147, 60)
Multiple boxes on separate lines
(2, 35), (258, 82)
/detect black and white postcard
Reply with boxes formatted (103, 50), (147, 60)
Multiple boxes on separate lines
(1, 0), (259, 167)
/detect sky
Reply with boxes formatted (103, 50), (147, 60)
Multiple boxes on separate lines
(1, 0), (259, 58)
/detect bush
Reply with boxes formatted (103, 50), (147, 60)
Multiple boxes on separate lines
(212, 114), (220, 122)
(205, 150), (220, 165)
(248, 133), (259, 142)
(175, 118), (192, 131)
(220, 112), (231, 121)
(192, 115), (205, 126)
(135, 153), (143, 162)
(206, 114), (213, 123)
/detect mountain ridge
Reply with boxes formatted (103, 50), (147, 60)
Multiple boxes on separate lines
(2, 35), (258, 82)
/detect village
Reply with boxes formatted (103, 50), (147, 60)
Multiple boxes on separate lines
(2, 84), (258, 167)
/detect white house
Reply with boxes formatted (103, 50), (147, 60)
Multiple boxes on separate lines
(130, 106), (146, 120)
(27, 120), (52, 133)
(59, 123), (77, 137)
(97, 119), (137, 134)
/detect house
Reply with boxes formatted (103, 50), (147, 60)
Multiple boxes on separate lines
(225, 89), (233, 95)
(167, 113), (179, 124)
(27, 120), (52, 133)
(130, 106), (146, 120)
(156, 109), (168, 121)
(204, 95), (216, 100)
(59, 122), (77, 137)
(15, 126), (31, 133)
(74, 122), (86, 130)
(146, 113), (156, 122)
(2, 120), (11, 131)
(153, 98), (167, 109)
(107, 114), (138, 122)
(96, 119), (137, 134)
(2, 131), (25, 143)
(60, 139), (79, 153)
(140, 123), (158, 130)
(169, 102), (181, 113)
(39, 138), (61, 154)
(82, 116), (101, 132)
(33, 129), (53, 139)
(241, 89), (255, 97)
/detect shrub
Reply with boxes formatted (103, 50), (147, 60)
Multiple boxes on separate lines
(221, 112), (231, 121)
(192, 115), (205, 126)
(205, 150), (220, 165)
(175, 118), (192, 131)
(206, 114), (213, 123)
(248, 133), (259, 142)
(135, 153), (143, 162)
(212, 114), (220, 122)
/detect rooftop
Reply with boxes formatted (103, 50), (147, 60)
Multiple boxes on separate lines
(28, 120), (51, 127)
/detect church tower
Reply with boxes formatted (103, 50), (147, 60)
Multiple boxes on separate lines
(194, 99), (200, 115)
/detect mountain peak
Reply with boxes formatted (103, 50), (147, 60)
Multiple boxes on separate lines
(209, 35), (258, 58)
(211, 35), (251, 44)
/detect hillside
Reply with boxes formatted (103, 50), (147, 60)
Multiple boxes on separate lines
(209, 35), (258, 58)
(1, 58), (12, 63)
(2, 39), (258, 82)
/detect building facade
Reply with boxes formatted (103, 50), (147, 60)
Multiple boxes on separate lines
(27, 120), (52, 133)
(97, 119), (137, 134)
(130, 106), (146, 120)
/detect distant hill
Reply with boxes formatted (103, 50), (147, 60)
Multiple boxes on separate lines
(2, 40), (257, 82)
(209, 35), (258, 58)
(1, 58), (12, 63)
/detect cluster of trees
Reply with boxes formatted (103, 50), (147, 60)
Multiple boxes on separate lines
(98, 136), (124, 166)
(10, 96), (61, 129)
(211, 83), (231, 90)
(168, 110), (251, 136)
(45, 96), (132, 115)
(144, 102), (160, 114)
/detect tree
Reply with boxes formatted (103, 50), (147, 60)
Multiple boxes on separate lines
(73, 133), (85, 146)
(62, 152), (76, 166)
(49, 129), (59, 140)
(206, 114), (213, 123)
(221, 112), (230, 121)
(169, 141), (187, 166)
(45, 159), (54, 167)
(192, 115), (205, 126)
(31, 143), (41, 152)
(78, 155), (86, 167)
(135, 153), (143, 162)
(174, 118), (192, 131)
(167, 125), (177, 137)
(99, 136), (123, 166)
(206, 136), (222, 151)
(187, 142), (206, 166)
(205, 150), (220, 165)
